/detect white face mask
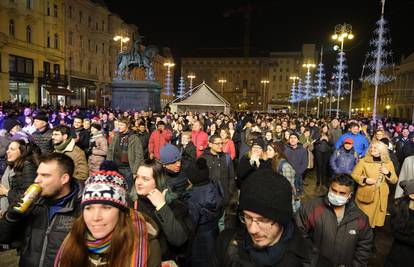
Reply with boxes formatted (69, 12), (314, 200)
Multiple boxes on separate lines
(328, 191), (349, 206)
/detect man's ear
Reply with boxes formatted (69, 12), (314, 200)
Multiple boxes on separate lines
(61, 173), (71, 186)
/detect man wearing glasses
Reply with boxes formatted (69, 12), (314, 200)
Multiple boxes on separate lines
(212, 169), (322, 266)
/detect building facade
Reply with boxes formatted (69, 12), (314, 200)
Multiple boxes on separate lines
(181, 44), (316, 111)
(0, 0), (66, 104)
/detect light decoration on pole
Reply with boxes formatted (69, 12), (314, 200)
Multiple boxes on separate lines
(289, 76), (299, 112)
(218, 79), (227, 95)
(361, 0), (395, 121)
(296, 78), (303, 114)
(331, 23), (354, 118)
(314, 48), (327, 118)
(163, 62), (175, 97)
(113, 35), (130, 53)
(260, 79), (269, 111)
(177, 76), (185, 99)
(187, 74), (196, 96)
(302, 63), (316, 115)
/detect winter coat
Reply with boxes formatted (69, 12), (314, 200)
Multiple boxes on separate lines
(0, 183), (81, 267)
(192, 130), (209, 158)
(385, 203), (414, 267)
(0, 130), (10, 176)
(71, 127), (90, 151)
(351, 155), (398, 227)
(295, 197), (373, 267)
(4, 161), (37, 206)
(394, 155), (414, 199)
(236, 154), (272, 187)
(181, 142), (196, 172)
(330, 147), (359, 175)
(187, 181), (224, 267)
(107, 132), (144, 174)
(211, 223), (325, 267)
(148, 129), (172, 160)
(31, 126), (53, 155)
(335, 132), (370, 157)
(223, 139), (236, 160)
(134, 196), (194, 262)
(388, 149), (400, 175)
(165, 169), (189, 200)
(395, 137), (411, 164)
(137, 130), (150, 158)
(200, 149), (235, 206)
(285, 144), (308, 176)
(88, 134), (108, 173)
(55, 139), (89, 180)
(328, 128), (342, 145)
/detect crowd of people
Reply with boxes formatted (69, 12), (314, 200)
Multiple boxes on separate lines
(0, 102), (414, 266)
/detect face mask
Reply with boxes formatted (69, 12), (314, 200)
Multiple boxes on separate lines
(328, 191), (349, 206)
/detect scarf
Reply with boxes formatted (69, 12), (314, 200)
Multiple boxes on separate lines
(54, 209), (149, 267)
(54, 138), (72, 152)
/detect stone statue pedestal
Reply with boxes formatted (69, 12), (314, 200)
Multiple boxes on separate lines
(111, 80), (161, 112)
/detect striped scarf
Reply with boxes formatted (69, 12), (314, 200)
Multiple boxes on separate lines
(54, 209), (148, 267)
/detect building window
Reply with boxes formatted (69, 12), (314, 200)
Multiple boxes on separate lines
(26, 25), (32, 43)
(88, 62), (91, 74)
(88, 39), (91, 51)
(26, 0), (33, 9)
(47, 32), (50, 47)
(54, 33), (59, 49)
(95, 44), (98, 54)
(95, 22), (98, 31)
(53, 4), (58, 17)
(102, 43), (105, 55)
(47, 1), (50, 16)
(102, 20), (105, 31)
(88, 16), (91, 27)
(79, 11), (82, 23)
(69, 6), (72, 18)
(9, 19), (15, 37)
(80, 35), (83, 48)
(80, 59), (83, 70)
(69, 31), (73, 45)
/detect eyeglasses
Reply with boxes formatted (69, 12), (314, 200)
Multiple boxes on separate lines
(239, 214), (276, 228)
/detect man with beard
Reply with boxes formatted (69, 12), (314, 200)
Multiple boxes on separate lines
(52, 125), (88, 181)
(295, 174), (373, 266)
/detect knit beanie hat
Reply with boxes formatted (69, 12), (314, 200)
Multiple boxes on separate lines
(160, 144), (181, 164)
(239, 169), (293, 225)
(251, 137), (266, 150)
(400, 179), (414, 196)
(91, 123), (102, 131)
(33, 112), (49, 123)
(82, 170), (129, 211)
(187, 158), (210, 186)
(3, 118), (20, 132)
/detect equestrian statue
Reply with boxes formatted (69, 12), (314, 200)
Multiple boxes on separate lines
(115, 33), (159, 81)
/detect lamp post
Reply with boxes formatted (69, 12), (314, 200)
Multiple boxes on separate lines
(302, 63), (316, 116)
(289, 76), (299, 113)
(163, 62), (175, 101)
(218, 79), (227, 95)
(331, 23), (354, 118)
(187, 74), (196, 96)
(260, 79), (269, 112)
(113, 35), (130, 53)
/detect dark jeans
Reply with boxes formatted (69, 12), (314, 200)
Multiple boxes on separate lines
(315, 151), (331, 186)
(118, 166), (133, 190)
(294, 173), (303, 196)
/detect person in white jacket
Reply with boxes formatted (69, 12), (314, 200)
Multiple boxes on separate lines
(395, 155), (414, 199)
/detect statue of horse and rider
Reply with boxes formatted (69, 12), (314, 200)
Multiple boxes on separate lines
(116, 34), (159, 81)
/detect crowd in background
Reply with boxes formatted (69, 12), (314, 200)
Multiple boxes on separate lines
(0, 101), (414, 266)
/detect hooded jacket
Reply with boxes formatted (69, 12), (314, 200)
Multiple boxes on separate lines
(330, 147), (359, 175)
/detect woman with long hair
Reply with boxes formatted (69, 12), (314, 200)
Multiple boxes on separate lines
(133, 159), (194, 264)
(385, 180), (414, 266)
(313, 125), (334, 187)
(0, 139), (40, 214)
(219, 128), (236, 160)
(54, 170), (161, 267)
(352, 141), (398, 228)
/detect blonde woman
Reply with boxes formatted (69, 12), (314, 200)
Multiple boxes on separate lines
(352, 141), (398, 228)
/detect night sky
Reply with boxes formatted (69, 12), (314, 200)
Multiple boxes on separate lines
(103, 0), (414, 87)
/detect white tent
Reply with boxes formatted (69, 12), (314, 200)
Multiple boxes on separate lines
(170, 81), (230, 114)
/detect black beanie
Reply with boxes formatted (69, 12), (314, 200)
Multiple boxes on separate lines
(187, 158), (210, 186)
(91, 123), (102, 131)
(3, 118), (20, 132)
(239, 169), (293, 225)
(34, 112), (49, 123)
(251, 137), (266, 150)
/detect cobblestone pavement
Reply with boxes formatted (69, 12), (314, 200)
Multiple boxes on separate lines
(0, 170), (393, 267)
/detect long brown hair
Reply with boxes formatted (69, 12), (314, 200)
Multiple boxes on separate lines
(7, 140), (40, 173)
(59, 209), (136, 267)
(269, 141), (289, 172)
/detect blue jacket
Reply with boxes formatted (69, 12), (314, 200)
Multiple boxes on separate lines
(330, 147), (358, 175)
(335, 132), (369, 157)
(285, 144), (308, 176)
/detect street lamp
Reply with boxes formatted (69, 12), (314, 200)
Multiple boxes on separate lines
(332, 23), (354, 118)
(261, 79), (269, 111)
(289, 76), (299, 113)
(163, 62), (175, 100)
(187, 74), (196, 96)
(302, 63), (316, 115)
(113, 35), (130, 53)
(218, 79), (227, 95)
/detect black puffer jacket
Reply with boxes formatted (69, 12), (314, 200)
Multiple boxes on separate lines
(6, 160), (37, 205)
(295, 197), (373, 267)
(32, 127), (53, 155)
(0, 182), (82, 267)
